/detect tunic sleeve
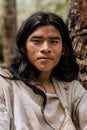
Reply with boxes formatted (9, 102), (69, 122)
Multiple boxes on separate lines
(71, 81), (87, 130)
(0, 68), (11, 130)
(0, 84), (10, 130)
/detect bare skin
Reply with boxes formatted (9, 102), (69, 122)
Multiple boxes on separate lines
(26, 25), (63, 94)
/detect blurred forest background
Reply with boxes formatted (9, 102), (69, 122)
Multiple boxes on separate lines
(0, 0), (87, 88)
(0, 0), (70, 63)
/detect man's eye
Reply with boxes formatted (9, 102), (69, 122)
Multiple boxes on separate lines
(32, 39), (41, 43)
(50, 40), (58, 44)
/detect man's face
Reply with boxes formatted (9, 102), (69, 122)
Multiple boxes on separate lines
(26, 25), (63, 73)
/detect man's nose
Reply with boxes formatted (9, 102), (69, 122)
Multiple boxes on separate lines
(41, 41), (51, 53)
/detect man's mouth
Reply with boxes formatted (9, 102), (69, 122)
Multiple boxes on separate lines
(37, 57), (53, 60)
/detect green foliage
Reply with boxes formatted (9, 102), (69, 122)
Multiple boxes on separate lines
(16, 0), (71, 27)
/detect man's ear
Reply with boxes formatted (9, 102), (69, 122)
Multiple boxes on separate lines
(61, 48), (65, 55)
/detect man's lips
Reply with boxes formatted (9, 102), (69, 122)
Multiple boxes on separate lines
(37, 57), (53, 60)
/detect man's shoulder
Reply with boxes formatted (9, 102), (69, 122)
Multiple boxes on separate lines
(0, 67), (12, 77)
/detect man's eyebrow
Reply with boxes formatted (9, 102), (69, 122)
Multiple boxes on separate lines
(49, 36), (60, 39)
(31, 36), (42, 39)
(31, 36), (61, 39)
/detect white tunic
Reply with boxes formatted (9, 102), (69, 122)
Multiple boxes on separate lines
(0, 68), (87, 130)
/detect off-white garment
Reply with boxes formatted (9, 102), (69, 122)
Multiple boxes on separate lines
(0, 68), (87, 130)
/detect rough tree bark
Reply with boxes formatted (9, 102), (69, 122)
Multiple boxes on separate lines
(66, 0), (87, 89)
(3, 0), (17, 64)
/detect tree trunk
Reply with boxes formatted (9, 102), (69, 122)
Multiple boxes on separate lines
(66, 0), (87, 89)
(3, 0), (17, 64)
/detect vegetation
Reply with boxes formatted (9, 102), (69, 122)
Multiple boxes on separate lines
(0, 0), (70, 62)
(16, 0), (70, 27)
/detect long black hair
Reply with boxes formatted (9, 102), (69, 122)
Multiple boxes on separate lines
(9, 11), (79, 82)
(2, 11), (79, 130)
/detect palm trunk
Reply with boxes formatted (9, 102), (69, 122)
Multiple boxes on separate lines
(66, 0), (87, 89)
(3, 0), (17, 64)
